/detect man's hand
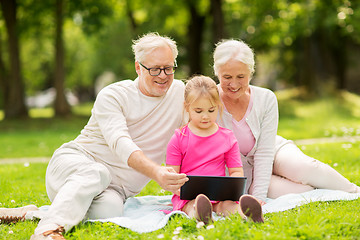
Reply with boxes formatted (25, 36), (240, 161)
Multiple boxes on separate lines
(154, 166), (188, 195)
(127, 151), (188, 195)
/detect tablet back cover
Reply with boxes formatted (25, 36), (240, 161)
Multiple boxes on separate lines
(180, 176), (247, 201)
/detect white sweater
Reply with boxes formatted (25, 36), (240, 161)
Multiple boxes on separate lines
(73, 78), (185, 198)
(217, 85), (279, 201)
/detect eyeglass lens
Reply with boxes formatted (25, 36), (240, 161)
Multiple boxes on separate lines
(149, 67), (175, 76)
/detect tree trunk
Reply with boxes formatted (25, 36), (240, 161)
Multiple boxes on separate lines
(297, 36), (316, 93)
(210, 0), (225, 45)
(186, 1), (205, 75)
(125, 0), (138, 37)
(0, 0), (28, 119)
(332, 28), (347, 90)
(0, 32), (8, 109)
(54, 0), (71, 116)
(300, 28), (346, 94)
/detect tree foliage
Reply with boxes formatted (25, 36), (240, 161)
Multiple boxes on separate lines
(1, 0), (360, 118)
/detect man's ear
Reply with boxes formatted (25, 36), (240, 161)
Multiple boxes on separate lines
(135, 61), (141, 75)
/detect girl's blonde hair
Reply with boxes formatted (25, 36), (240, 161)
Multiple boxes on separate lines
(184, 75), (223, 116)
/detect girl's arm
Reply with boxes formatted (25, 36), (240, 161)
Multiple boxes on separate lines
(166, 164), (180, 173)
(228, 167), (244, 177)
(166, 131), (189, 196)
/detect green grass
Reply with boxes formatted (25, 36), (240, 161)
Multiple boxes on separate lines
(276, 90), (360, 140)
(297, 142), (360, 183)
(1, 91), (360, 239)
(1, 91), (360, 158)
(1, 142), (360, 239)
(0, 103), (92, 158)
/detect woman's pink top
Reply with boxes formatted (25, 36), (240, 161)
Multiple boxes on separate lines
(231, 91), (255, 156)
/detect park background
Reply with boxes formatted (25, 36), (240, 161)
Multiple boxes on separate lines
(1, 0), (360, 119)
(1, 0), (360, 239)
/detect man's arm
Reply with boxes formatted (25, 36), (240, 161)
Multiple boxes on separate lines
(128, 150), (188, 193)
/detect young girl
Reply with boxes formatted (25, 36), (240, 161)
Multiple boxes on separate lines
(166, 75), (264, 224)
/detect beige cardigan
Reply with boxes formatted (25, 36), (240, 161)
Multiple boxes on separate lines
(217, 85), (279, 201)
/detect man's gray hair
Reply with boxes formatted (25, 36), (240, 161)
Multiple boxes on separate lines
(132, 32), (178, 63)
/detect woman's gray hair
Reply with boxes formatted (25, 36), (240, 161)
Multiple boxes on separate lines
(132, 32), (178, 63)
(213, 39), (255, 76)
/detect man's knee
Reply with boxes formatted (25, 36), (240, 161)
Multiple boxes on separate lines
(71, 163), (112, 190)
(90, 163), (112, 189)
(47, 163), (112, 203)
(86, 189), (125, 219)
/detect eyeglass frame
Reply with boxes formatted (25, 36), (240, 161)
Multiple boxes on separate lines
(138, 62), (177, 76)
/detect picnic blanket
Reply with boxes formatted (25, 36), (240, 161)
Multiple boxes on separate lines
(26, 189), (360, 233)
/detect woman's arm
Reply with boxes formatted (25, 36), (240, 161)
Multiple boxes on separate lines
(251, 89), (279, 201)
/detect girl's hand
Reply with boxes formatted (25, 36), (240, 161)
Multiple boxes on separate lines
(173, 188), (181, 196)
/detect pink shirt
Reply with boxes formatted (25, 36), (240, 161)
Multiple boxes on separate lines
(166, 124), (242, 210)
(230, 90), (255, 156)
(166, 125), (243, 175)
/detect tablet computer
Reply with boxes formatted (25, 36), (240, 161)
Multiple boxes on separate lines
(180, 175), (247, 201)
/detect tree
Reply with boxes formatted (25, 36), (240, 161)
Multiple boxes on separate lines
(124, 0), (138, 37)
(0, 0), (28, 119)
(0, 31), (7, 108)
(210, 0), (226, 44)
(53, 0), (114, 116)
(275, 0), (359, 94)
(53, 0), (71, 116)
(186, 0), (206, 75)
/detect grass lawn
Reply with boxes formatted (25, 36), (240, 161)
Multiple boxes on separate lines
(0, 103), (92, 158)
(1, 91), (360, 239)
(1, 141), (360, 239)
(276, 90), (360, 140)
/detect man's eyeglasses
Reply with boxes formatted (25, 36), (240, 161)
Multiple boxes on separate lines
(139, 62), (177, 76)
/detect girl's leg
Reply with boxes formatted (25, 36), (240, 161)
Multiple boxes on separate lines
(182, 194), (212, 224)
(181, 199), (196, 218)
(239, 195), (264, 223)
(213, 195), (264, 223)
(274, 143), (360, 193)
(212, 201), (240, 217)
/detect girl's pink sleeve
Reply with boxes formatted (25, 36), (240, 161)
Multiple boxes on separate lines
(224, 133), (243, 168)
(166, 132), (182, 166)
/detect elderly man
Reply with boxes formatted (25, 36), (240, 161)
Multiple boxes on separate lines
(1, 32), (188, 240)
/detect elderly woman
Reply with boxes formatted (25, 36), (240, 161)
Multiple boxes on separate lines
(214, 39), (360, 204)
